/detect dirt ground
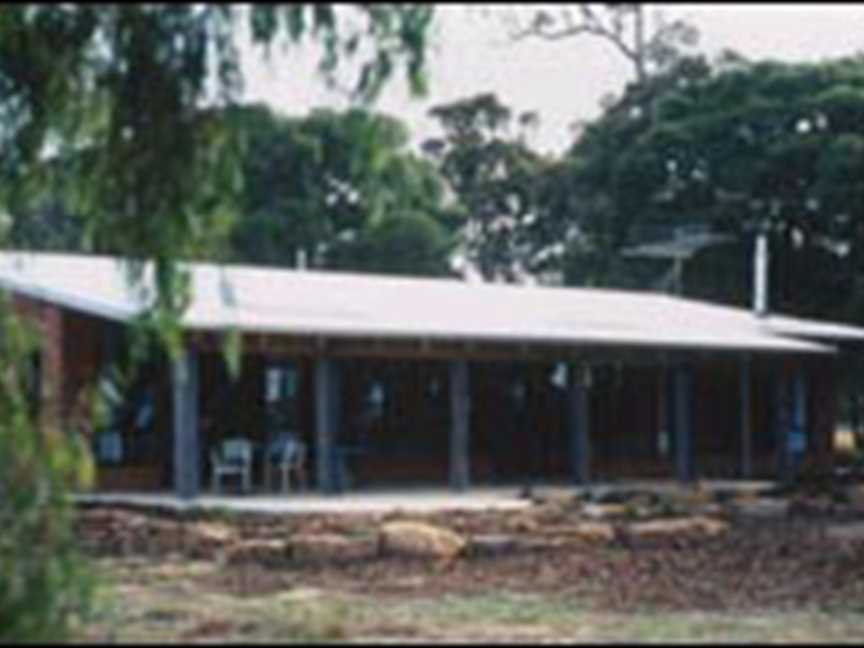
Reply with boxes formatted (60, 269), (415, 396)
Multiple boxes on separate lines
(72, 489), (864, 643)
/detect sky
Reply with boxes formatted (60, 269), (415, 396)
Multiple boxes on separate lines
(238, 4), (864, 156)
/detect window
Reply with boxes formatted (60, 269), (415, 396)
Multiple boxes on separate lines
(264, 363), (301, 435)
(92, 362), (161, 467)
(266, 365), (298, 403)
(365, 380), (386, 420)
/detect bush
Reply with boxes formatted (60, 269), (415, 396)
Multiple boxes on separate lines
(0, 295), (95, 641)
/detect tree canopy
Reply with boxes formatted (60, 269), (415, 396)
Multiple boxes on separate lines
(423, 92), (552, 282)
(557, 53), (864, 321)
(226, 104), (456, 275)
(2, 102), (458, 278)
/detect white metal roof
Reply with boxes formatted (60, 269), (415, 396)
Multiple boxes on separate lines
(759, 313), (864, 342)
(0, 250), (856, 354)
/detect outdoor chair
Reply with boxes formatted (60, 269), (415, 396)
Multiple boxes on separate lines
(210, 437), (254, 494)
(265, 433), (308, 493)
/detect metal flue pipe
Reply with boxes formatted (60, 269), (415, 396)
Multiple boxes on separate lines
(753, 229), (769, 317)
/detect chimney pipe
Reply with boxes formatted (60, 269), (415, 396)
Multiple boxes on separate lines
(753, 229), (768, 317)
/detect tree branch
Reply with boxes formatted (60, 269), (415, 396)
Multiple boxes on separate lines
(509, 5), (640, 72)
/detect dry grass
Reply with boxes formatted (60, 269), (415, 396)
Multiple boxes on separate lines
(77, 557), (864, 643)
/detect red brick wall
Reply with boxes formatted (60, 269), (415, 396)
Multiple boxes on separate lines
(12, 293), (104, 436)
(11, 292), (168, 491)
(13, 293), (65, 434)
(62, 309), (106, 435)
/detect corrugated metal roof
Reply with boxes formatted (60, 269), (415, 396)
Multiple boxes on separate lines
(0, 251), (852, 354)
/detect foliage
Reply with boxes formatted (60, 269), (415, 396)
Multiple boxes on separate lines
(424, 93), (550, 282)
(326, 212), (455, 277)
(0, 4), (436, 642)
(0, 294), (95, 642)
(553, 55), (713, 287)
(556, 53), (864, 324)
(2, 100), (457, 280)
(226, 104), (456, 274)
(0, 4), (435, 349)
(0, 198), (87, 253)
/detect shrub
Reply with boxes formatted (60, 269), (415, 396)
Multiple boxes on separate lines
(0, 295), (95, 641)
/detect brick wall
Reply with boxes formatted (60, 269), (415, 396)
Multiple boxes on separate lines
(12, 293), (104, 437)
(62, 309), (106, 435)
(13, 293), (65, 435)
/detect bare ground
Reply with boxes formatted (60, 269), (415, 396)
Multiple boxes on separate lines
(72, 497), (864, 643)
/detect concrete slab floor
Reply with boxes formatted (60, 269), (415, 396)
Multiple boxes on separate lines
(73, 479), (776, 516)
(72, 487), (532, 515)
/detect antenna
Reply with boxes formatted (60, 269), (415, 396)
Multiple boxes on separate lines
(620, 224), (732, 295)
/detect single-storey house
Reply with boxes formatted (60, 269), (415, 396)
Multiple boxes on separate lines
(2, 250), (863, 497)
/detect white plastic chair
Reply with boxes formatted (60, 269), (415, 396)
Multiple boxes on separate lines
(210, 437), (253, 494)
(265, 434), (308, 493)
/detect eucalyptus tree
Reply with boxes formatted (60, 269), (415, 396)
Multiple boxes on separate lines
(556, 55), (714, 288)
(506, 4), (699, 102)
(0, 5), (435, 641)
(226, 104), (456, 275)
(557, 53), (864, 322)
(423, 92), (551, 283)
(326, 211), (456, 277)
(501, 5), (702, 286)
(0, 4), (434, 344)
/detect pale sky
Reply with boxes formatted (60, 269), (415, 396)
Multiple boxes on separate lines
(239, 4), (864, 156)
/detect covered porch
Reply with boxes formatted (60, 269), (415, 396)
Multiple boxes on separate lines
(16, 301), (837, 498)
(106, 327), (835, 498)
